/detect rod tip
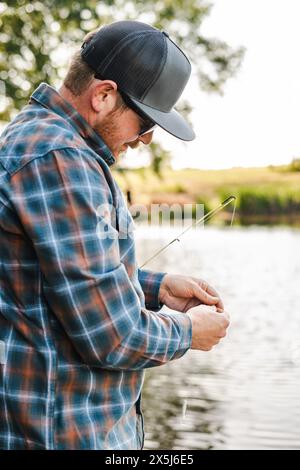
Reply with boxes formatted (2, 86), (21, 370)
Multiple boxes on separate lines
(222, 195), (237, 204)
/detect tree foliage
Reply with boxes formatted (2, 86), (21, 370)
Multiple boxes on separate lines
(0, 0), (244, 171)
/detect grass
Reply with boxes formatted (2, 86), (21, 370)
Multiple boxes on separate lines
(113, 165), (300, 222)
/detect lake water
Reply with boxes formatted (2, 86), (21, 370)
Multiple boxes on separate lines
(135, 225), (300, 450)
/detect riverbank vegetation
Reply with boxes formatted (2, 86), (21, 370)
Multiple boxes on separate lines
(113, 163), (300, 224)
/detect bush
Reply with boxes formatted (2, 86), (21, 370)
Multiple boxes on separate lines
(287, 158), (300, 172)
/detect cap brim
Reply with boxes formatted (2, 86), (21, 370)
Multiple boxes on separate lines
(129, 97), (196, 141)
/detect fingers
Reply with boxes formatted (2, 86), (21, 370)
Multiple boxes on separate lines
(187, 306), (230, 351)
(206, 305), (217, 312)
(198, 279), (224, 310)
(222, 311), (230, 325)
(193, 283), (219, 306)
(216, 298), (224, 310)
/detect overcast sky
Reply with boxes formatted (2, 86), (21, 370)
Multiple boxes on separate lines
(125, 0), (300, 170)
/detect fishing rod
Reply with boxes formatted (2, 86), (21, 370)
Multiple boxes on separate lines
(140, 195), (237, 268)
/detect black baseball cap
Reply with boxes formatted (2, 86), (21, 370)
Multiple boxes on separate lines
(81, 20), (195, 141)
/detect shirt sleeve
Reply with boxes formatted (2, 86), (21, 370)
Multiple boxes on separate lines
(9, 149), (192, 370)
(138, 268), (166, 311)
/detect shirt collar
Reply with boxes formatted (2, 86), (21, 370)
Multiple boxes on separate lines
(30, 83), (116, 167)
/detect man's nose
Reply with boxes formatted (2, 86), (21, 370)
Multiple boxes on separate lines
(138, 130), (154, 145)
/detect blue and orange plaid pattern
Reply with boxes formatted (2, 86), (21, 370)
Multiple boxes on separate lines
(0, 83), (192, 449)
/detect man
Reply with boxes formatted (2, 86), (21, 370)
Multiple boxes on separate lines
(0, 20), (229, 450)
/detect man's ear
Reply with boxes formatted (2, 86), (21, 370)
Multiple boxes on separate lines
(91, 80), (118, 114)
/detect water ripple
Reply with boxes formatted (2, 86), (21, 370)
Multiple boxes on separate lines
(137, 226), (300, 450)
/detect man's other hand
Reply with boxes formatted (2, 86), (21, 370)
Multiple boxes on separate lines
(186, 305), (230, 351)
(159, 274), (224, 313)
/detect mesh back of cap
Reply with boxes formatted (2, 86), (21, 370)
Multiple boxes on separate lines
(82, 21), (167, 99)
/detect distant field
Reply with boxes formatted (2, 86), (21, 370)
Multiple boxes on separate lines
(113, 165), (300, 221)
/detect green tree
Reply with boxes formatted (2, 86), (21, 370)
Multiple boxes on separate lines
(0, 0), (244, 171)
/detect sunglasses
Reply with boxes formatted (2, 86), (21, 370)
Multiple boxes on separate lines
(119, 91), (156, 136)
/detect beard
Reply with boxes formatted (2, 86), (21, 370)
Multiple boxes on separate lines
(93, 107), (141, 159)
(93, 107), (126, 158)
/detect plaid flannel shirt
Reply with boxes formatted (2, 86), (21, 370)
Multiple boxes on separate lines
(0, 83), (192, 449)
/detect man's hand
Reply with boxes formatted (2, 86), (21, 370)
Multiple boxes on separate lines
(187, 305), (230, 351)
(159, 274), (224, 313)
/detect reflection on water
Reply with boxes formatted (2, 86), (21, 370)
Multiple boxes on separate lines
(135, 225), (300, 450)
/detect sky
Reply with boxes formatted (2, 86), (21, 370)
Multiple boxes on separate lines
(124, 0), (300, 170)
(2, 0), (300, 170)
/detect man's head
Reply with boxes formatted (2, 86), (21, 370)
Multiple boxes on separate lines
(61, 20), (195, 159)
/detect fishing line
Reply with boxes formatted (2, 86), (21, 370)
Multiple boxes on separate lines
(138, 195), (237, 421)
(140, 195), (237, 268)
(230, 197), (237, 227)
